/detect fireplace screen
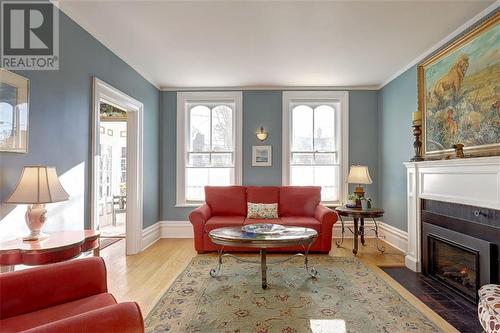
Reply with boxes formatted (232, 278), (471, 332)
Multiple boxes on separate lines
(428, 235), (479, 301)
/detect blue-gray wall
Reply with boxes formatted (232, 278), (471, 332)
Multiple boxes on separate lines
(378, 67), (417, 231)
(0, 8), (160, 229)
(160, 90), (379, 221)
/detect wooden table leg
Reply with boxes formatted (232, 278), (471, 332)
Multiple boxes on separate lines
(93, 247), (100, 257)
(261, 249), (267, 289)
(353, 218), (359, 255)
(360, 218), (365, 246)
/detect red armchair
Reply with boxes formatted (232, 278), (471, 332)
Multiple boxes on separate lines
(0, 257), (144, 333)
(189, 186), (338, 254)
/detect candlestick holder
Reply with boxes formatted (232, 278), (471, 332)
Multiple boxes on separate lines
(410, 123), (424, 162)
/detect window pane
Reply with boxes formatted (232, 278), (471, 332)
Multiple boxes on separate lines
(290, 165), (314, 185)
(186, 167), (233, 201)
(292, 105), (313, 151)
(314, 105), (335, 151)
(186, 168), (208, 201)
(189, 105), (210, 152)
(211, 153), (233, 167)
(212, 105), (233, 151)
(208, 168), (233, 185)
(188, 153), (210, 167)
(314, 153), (337, 165)
(314, 165), (338, 202)
(291, 153), (314, 165)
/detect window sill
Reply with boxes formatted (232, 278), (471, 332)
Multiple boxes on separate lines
(175, 203), (203, 208)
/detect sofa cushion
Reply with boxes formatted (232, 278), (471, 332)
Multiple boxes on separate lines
(279, 186), (321, 217)
(205, 216), (245, 232)
(247, 203), (278, 219)
(0, 293), (116, 332)
(205, 186), (247, 216)
(246, 186), (280, 204)
(280, 217), (321, 232)
(244, 218), (282, 225)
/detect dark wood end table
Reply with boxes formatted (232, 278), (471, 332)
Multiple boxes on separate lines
(335, 207), (385, 255)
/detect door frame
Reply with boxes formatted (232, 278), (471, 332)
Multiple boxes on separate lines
(91, 77), (144, 255)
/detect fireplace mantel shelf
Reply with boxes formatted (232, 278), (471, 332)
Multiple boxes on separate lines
(403, 156), (500, 272)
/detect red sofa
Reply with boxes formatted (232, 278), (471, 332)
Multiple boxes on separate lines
(189, 186), (337, 254)
(0, 257), (144, 333)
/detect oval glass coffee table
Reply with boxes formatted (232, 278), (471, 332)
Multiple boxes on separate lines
(208, 226), (318, 289)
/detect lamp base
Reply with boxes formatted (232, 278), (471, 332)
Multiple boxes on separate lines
(22, 232), (48, 242)
(354, 186), (365, 208)
(23, 204), (48, 242)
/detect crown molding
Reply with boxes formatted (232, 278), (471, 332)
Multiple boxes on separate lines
(160, 85), (380, 92)
(378, 1), (499, 90)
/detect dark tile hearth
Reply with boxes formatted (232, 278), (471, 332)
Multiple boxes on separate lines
(383, 267), (483, 333)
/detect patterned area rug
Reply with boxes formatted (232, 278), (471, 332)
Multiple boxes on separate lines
(146, 255), (442, 333)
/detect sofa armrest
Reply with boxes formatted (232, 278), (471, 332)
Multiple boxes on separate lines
(0, 257), (107, 319)
(189, 204), (212, 253)
(314, 204), (337, 226)
(314, 205), (338, 251)
(23, 302), (144, 333)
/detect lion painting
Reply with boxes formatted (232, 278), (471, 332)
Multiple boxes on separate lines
(432, 54), (469, 102)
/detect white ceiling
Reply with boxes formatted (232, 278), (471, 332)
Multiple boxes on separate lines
(57, 1), (495, 89)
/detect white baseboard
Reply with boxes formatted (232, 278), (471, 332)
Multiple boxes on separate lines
(141, 222), (161, 251)
(146, 220), (408, 254)
(378, 222), (408, 253)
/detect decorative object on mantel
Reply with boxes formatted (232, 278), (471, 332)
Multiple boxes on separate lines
(453, 143), (465, 158)
(347, 165), (372, 208)
(418, 12), (499, 159)
(256, 126), (268, 141)
(0, 68), (29, 153)
(252, 145), (272, 166)
(5, 166), (69, 241)
(410, 110), (424, 161)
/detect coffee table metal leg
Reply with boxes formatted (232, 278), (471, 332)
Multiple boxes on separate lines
(210, 246), (224, 277)
(304, 242), (318, 278)
(261, 249), (267, 289)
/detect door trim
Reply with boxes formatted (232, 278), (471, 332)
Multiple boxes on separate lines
(91, 77), (144, 255)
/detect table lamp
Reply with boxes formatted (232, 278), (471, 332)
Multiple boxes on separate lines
(347, 165), (372, 206)
(5, 166), (69, 241)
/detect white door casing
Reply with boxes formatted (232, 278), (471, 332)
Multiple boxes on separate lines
(91, 78), (144, 255)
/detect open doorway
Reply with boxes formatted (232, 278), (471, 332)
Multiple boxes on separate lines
(92, 78), (143, 255)
(98, 106), (127, 239)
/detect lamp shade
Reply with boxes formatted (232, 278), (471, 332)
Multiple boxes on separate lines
(5, 166), (69, 204)
(347, 165), (372, 185)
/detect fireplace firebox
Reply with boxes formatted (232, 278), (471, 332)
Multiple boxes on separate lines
(421, 200), (499, 304)
(428, 235), (479, 301)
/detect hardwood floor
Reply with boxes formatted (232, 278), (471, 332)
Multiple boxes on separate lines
(101, 238), (457, 332)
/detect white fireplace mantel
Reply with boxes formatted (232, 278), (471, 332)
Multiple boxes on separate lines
(403, 156), (500, 272)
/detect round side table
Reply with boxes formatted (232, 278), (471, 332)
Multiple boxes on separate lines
(335, 206), (385, 255)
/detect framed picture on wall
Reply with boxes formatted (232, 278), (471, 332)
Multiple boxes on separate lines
(418, 13), (499, 158)
(252, 145), (272, 167)
(0, 68), (29, 153)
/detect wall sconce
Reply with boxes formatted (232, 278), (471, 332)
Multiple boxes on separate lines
(256, 126), (268, 141)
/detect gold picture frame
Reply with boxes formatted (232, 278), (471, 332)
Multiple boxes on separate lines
(0, 68), (29, 153)
(418, 12), (499, 159)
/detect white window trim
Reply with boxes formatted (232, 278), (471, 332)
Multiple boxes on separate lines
(176, 91), (243, 207)
(282, 91), (349, 206)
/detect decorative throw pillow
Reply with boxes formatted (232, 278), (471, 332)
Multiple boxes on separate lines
(247, 202), (278, 219)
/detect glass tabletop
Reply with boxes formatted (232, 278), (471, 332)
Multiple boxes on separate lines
(209, 226), (318, 244)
